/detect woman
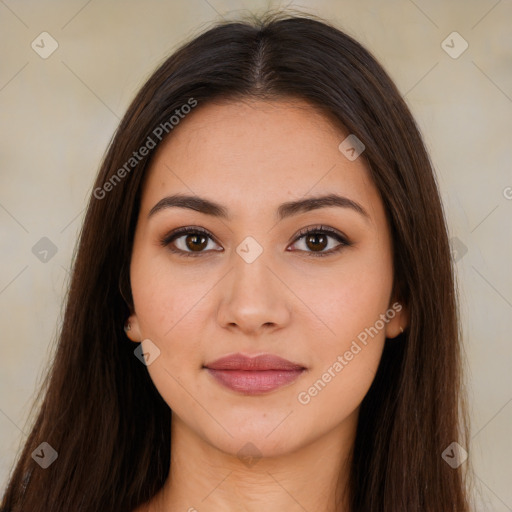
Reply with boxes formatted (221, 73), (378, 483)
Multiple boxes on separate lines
(1, 12), (473, 512)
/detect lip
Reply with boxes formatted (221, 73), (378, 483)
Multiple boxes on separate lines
(204, 353), (306, 395)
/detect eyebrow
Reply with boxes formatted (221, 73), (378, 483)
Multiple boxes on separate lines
(148, 193), (370, 223)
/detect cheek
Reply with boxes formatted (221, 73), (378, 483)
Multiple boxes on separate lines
(290, 248), (392, 407)
(295, 339), (383, 435)
(130, 242), (206, 339)
(130, 256), (209, 411)
(293, 269), (390, 419)
(291, 249), (393, 346)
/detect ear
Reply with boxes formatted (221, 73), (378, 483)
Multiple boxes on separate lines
(124, 311), (142, 343)
(384, 299), (409, 339)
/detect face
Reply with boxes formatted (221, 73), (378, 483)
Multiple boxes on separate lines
(126, 98), (407, 458)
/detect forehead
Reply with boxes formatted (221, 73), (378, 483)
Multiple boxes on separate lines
(139, 98), (382, 224)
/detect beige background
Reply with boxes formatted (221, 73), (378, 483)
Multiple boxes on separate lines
(1, 0), (511, 508)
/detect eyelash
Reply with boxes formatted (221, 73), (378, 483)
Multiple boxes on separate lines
(159, 225), (351, 258)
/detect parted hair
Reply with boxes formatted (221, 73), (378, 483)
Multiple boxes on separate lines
(1, 11), (472, 512)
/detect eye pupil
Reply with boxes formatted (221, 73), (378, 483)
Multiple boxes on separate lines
(186, 234), (208, 251)
(306, 233), (327, 251)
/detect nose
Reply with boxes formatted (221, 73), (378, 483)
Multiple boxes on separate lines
(216, 250), (292, 337)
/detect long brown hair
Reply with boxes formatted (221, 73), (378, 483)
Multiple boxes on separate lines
(1, 12), (473, 511)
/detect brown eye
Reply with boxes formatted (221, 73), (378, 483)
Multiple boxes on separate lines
(184, 233), (209, 252)
(304, 233), (329, 252)
(160, 225), (350, 258)
(160, 227), (222, 257)
(289, 225), (350, 257)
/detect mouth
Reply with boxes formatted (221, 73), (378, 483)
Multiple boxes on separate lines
(203, 353), (307, 395)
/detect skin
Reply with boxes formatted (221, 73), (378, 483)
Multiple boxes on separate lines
(127, 98), (408, 512)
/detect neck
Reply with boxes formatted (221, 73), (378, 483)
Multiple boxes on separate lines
(152, 411), (357, 512)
